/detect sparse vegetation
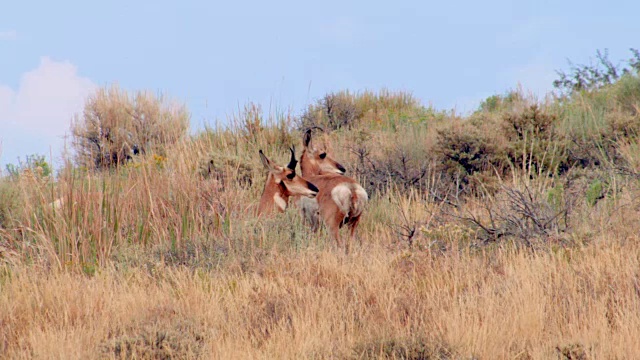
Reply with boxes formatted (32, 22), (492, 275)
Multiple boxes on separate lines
(2, 51), (640, 358)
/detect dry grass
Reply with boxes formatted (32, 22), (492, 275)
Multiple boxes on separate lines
(2, 239), (640, 359)
(2, 84), (640, 359)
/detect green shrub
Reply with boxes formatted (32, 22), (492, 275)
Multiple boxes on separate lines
(5, 154), (52, 179)
(502, 105), (568, 175)
(478, 90), (526, 113)
(434, 124), (503, 191)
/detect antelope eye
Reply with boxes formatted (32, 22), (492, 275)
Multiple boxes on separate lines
(319, 153), (327, 159)
(286, 172), (296, 180)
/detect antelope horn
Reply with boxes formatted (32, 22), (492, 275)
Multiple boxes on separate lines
(287, 146), (298, 170)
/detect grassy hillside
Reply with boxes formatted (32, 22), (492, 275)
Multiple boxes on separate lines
(1, 70), (640, 358)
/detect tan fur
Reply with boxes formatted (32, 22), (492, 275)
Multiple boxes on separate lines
(298, 129), (368, 251)
(273, 193), (287, 212)
(257, 150), (318, 216)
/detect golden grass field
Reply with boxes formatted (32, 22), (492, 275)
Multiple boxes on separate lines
(2, 85), (640, 359)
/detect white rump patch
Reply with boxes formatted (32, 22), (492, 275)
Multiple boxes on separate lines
(331, 184), (351, 214)
(273, 193), (287, 211)
(353, 184), (369, 205)
(353, 184), (368, 201)
(351, 184), (368, 217)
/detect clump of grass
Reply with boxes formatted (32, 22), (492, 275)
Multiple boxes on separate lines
(0, 178), (21, 229)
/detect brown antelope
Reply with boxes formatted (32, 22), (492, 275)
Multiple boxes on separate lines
(298, 129), (368, 250)
(257, 147), (319, 216)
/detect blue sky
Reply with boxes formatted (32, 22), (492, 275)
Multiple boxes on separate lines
(1, 0), (639, 170)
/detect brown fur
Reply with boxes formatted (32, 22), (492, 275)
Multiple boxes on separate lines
(257, 149), (318, 216)
(298, 129), (368, 251)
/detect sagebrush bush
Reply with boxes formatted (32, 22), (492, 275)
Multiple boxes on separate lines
(434, 123), (503, 192)
(71, 85), (189, 170)
(347, 126), (439, 196)
(299, 91), (359, 131)
(297, 89), (425, 131)
(502, 105), (568, 175)
(199, 152), (257, 189)
(477, 90), (527, 113)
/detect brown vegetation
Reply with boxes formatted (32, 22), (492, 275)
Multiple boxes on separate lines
(1, 76), (640, 358)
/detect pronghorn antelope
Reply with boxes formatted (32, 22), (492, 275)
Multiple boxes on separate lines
(298, 129), (368, 250)
(257, 147), (319, 216)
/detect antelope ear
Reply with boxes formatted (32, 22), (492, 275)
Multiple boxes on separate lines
(259, 150), (273, 171)
(303, 129), (312, 148)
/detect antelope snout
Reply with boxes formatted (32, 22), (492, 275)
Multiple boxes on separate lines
(307, 182), (319, 198)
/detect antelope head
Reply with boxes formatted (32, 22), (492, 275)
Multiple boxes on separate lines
(300, 128), (346, 176)
(258, 147), (319, 215)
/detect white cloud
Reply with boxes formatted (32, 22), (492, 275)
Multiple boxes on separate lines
(0, 57), (96, 167)
(0, 57), (96, 133)
(0, 30), (17, 41)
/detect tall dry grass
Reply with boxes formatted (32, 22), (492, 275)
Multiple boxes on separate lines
(2, 238), (640, 359)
